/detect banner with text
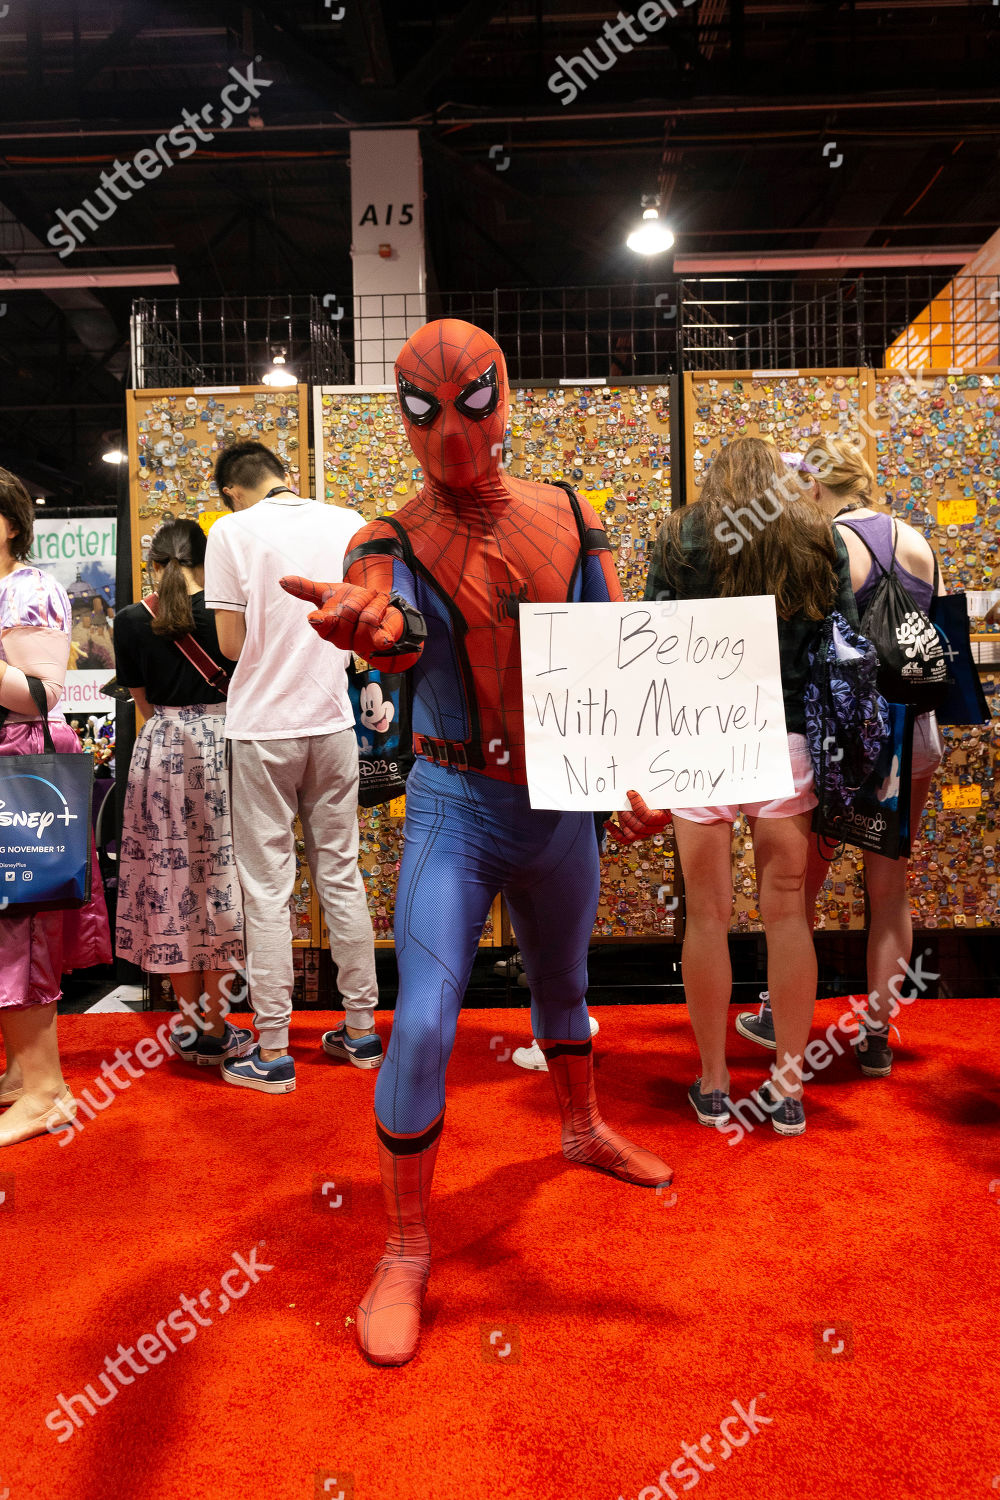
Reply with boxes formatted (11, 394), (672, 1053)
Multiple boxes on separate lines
(520, 598), (793, 811)
(29, 518), (116, 714)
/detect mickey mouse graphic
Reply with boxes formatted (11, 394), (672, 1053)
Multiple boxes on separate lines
(359, 680), (395, 738)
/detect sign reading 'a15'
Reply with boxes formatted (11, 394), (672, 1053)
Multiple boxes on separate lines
(357, 204), (415, 226)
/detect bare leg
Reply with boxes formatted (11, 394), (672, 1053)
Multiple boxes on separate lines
(0, 1002), (72, 1148)
(170, 970), (230, 1038)
(805, 833), (835, 931)
(862, 771), (936, 1028)
(0, 1048), (23, 1101)
(748, 811), (816, 1101)
(671, 818), (735, 1094)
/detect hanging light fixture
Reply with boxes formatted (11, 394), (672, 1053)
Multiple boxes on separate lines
(261, 346), (298, 388)
(101, 431), (126, 464)
(626, 194), (675, 257)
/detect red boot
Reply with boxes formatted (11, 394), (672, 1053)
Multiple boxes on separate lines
(356, 1112), (443, 1366)
(540, 1038), (672, 1188)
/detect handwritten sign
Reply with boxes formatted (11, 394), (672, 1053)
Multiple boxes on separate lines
(520, 598), (793, 811)
(937, 499), (977, 526)
(941, 783), (982, 810)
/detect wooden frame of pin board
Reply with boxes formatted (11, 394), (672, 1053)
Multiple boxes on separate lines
(125, 384), (321, 947)
(314, 378), (682, 945)
(682, 367), (1000, 932)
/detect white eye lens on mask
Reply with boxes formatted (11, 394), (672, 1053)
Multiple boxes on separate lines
(454, 363), (499, 421)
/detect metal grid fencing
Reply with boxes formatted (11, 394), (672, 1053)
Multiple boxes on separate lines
(131, 275), (1000, 387)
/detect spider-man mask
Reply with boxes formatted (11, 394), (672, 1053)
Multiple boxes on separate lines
(395, 319), (509, 491)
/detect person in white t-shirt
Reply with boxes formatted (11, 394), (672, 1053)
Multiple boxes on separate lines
(203, 441), (380, 1093)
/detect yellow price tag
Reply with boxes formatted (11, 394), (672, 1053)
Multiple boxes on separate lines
(198, 509), (229, 534)
(387, 796), (406, 819)
(941, 784), (982, 810)
(581, 487), (612, 510)
(937, 499), (977, 526)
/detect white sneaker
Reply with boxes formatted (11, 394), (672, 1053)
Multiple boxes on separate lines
(512, 1039), (547, 1071)
(511, 1014), (599, 1072)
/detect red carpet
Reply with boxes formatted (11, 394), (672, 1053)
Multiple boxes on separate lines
(2, 1001), (998, 1500)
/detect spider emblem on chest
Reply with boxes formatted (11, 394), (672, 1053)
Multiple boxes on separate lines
(494, 581), (529, 621)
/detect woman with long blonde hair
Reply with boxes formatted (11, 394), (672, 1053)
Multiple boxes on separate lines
(614, 436), (859, 1137)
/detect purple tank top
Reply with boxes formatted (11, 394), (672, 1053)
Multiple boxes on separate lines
(837, 513), (934, 614)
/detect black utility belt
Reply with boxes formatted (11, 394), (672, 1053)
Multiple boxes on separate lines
(412, 734), (485, 771)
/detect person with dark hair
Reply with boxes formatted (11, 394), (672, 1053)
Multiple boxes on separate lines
(214, 441), (286, 513)
(609, 437), (860, 1139)
(204, 441), (380, 1094)
(113, 519), (252, 1066)
(0, 467), (112, 1146)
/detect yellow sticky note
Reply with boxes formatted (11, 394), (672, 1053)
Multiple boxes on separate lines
(937, 499), (977, 526)
(387, 796), (406, 819)
(198, 509), (229, 534)
(581, 488), (611, 510)
(941, 784), (982, 810)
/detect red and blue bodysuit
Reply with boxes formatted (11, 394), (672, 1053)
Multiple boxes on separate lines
(282, 319), (671, 1366)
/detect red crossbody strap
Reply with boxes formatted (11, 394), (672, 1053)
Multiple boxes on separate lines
(141, 594), (229, 697)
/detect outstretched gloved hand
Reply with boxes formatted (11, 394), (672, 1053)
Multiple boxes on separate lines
(603, 790), (672, 846)
(280, 576), (408, 663)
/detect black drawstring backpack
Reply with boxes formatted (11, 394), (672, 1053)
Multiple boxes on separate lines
(838, 519), (953, 713)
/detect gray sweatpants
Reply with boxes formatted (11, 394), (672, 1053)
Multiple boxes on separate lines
(229, 728), (377, 1052)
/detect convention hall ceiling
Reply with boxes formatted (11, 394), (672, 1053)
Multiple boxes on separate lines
(1, 0), (998, 499)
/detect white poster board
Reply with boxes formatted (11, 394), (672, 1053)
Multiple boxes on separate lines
(29, 518), (116, 713)
(520, 598), (794, 811)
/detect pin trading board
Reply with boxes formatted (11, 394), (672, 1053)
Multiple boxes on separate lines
(125, 385), (320, 946)
(682, 368), (1000, 931)
(314, 380), (680, 943)
(870, 369), (1000, 929)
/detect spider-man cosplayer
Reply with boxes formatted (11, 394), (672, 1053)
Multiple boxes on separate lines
(281, 319), (671, 1366)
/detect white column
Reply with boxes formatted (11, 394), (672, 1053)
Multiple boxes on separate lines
(349, 129), (427, 384)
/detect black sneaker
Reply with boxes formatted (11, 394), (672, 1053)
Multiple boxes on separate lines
(856, 1023), (893, 1077)
(687, 1079), (732, 1127)
(735, 991), (776, 1050)
(754, 1080), (806, 1137)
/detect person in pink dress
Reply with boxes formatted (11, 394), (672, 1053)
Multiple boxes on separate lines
(0, 467), (112, 1147)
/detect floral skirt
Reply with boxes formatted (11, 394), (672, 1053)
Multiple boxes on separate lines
(116, 706), (245, 973)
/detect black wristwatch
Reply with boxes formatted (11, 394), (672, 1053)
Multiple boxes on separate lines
(385, 593), (427, 655)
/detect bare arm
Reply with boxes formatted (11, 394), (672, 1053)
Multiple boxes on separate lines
(0, 625), (70, 714)
(214, 608), (247, 661)
(128, 685), (153, 720)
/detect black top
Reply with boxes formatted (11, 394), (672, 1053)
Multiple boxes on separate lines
(113, 593), (228, 707)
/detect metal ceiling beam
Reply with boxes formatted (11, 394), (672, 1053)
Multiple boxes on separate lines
(2, 90), (998, 144)
(0, 196), (129, 379)
(674, 246), (980, 271)
(74, 0), (154, 89)
(397, 0), (509, 102)
(0, 266), (179, 290)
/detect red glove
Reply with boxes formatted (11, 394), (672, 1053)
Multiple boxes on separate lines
(280, 576), (408, 663)
(604, 790), (672, 847)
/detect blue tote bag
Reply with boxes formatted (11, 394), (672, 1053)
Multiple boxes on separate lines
(0, 677), (94, 909)
(930, 591), (991, 727)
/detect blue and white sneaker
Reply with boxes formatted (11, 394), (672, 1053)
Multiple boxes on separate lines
(169, 1021), (255, 1067)
(221, 1045), (296, 1094)
(322, 1023), (383, 1070)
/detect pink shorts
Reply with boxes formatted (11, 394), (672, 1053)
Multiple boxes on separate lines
(671, 733), (817, 825)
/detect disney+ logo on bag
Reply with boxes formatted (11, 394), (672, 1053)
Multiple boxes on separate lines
(0, 776), (79, 841)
